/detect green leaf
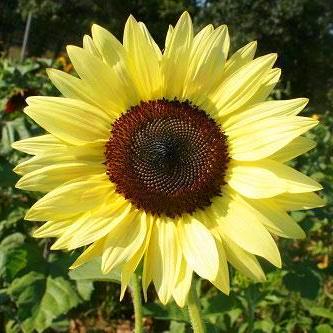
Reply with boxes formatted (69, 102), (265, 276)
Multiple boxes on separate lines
(283, 266), (321, 299)
(75, 280), (94, 301)
(169, 321), (186, 333)
(5, 320), (20, 333)
(68, 257), (121, 283)
(316, 324), (333, 333)
(309, 307), (333, 320)
(8, 271), (81, 333)
(202, 293), (235, 318)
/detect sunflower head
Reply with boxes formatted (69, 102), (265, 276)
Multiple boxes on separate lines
(13, 12), (324, 306)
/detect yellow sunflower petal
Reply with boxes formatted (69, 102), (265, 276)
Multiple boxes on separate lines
(228, 160), (322, 198)
(25, 97), (111, 144)
(91, 24), (124, 67)
(33, 220), (73, 238)
(273, 192), (326, 211)
(46, 69), (109, 112)
(243, 197), (305, 239)
(270, 136), (316, 162)
(172, 258), (193, 307)
(101, 210), (147, 273)
(144, 218), (181, 305)
(227, 116), (317, 161)
(194, 210), (229, 294)
(120, 213), (153, 300)
(16, 163), (105, 192)
(70, 238), (105, 269)
(123, 15), (162, 100)
(184, 25), (229, 101)
(14, 141), (105, 175)
(178, 215), (219, 280)
(83, 35), (101, 57)
(163, 11), (193, 98)
(262, 159), (322, 193)
(215, 191), (281, 267)
(25, 174), (113, 221)
(246, 67), (281, 104)
(138, 22), (162, 60)
(12, 134), (66, 155)
(224, 98), (309, 129)
(227, 161), (286, 198)
(67, 198), (133, 249)
(210, 53), (277, 117)
(211, 238), (230, 294)
(223, 41), (257, 78)
(67, 45), (138, 114)
(165, 25), (174, 49)
(222, 235), (266, 281)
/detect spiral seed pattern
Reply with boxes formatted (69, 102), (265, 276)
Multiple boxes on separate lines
(105, 99), (229, 217)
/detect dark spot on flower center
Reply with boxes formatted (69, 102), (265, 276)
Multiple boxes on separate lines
(105, 99), (229, 217)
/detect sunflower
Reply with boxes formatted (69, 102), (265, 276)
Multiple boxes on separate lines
(13, 12), (324, 307)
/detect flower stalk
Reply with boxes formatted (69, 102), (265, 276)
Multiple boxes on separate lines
(132, 272), (144, 333)
(187, 279), (206, 333)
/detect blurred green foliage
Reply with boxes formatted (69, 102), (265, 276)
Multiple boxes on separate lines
(0, 1), (332, 332)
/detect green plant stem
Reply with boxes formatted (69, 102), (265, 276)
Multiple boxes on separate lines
(132, 272), (143, 333)
(187, 280), (206, 333)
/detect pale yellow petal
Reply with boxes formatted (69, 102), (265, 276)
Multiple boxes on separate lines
(162, 12), (193, 98)
(143, 218), (181, 304)
(25, 96), (111, 144)
(209, 53), (277, 117)
(25, 174), (113, 221)
(223, 41), (257, 78)
(178, 215), (219, 280)
(46, 69), (109, 112)
(67, 198), (133, 249)
(101, 210), (147, 273)
(262, 159), (323, 193)
(14, 141), (105, 175)
(33, 220), (73, 238)
(193, 210), (229, 294)
(273, 192), (326, 211)
(243, 197), (306, 239)
(67, 45), (138, 115)
(165, 25), (174, 50)
(16, 163), (105, 192)
(51, 197), (131, 251)
(227, 116), (318, 161)
(215, 190), (281, 267)
(70, 238), (105, 269)
(83, 35), (101, 57)
(172, 258), (192, 307)
(138, 22), (162, 60)
(123, 16), (162, 100)
(228, 159), (322, 198)
(245, 67), (281, 104)
(91, 24), (124, 67)
(270, 136), (316, 162)
(192, 25), (214, 53)
(183, 25), (229, 102)
(227, 161), (286, 198)
(222, 235), (266, 281)
(224, 98), (309, 129)
(120, 213), (153, 300)
(12, 134), (66, 155)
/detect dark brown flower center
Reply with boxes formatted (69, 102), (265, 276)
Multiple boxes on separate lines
(105, 99), (229, 217)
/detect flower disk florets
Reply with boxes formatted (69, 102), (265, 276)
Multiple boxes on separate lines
(105, 99), (229, 217)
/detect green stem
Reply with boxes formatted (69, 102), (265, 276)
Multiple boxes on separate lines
(187, 279), (206, 333)
(132, 272), (143, 333)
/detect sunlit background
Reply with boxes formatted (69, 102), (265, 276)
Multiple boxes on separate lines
(0, 1), (332, 332)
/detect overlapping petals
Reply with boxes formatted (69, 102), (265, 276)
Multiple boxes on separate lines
(12, 11), (324, 306)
